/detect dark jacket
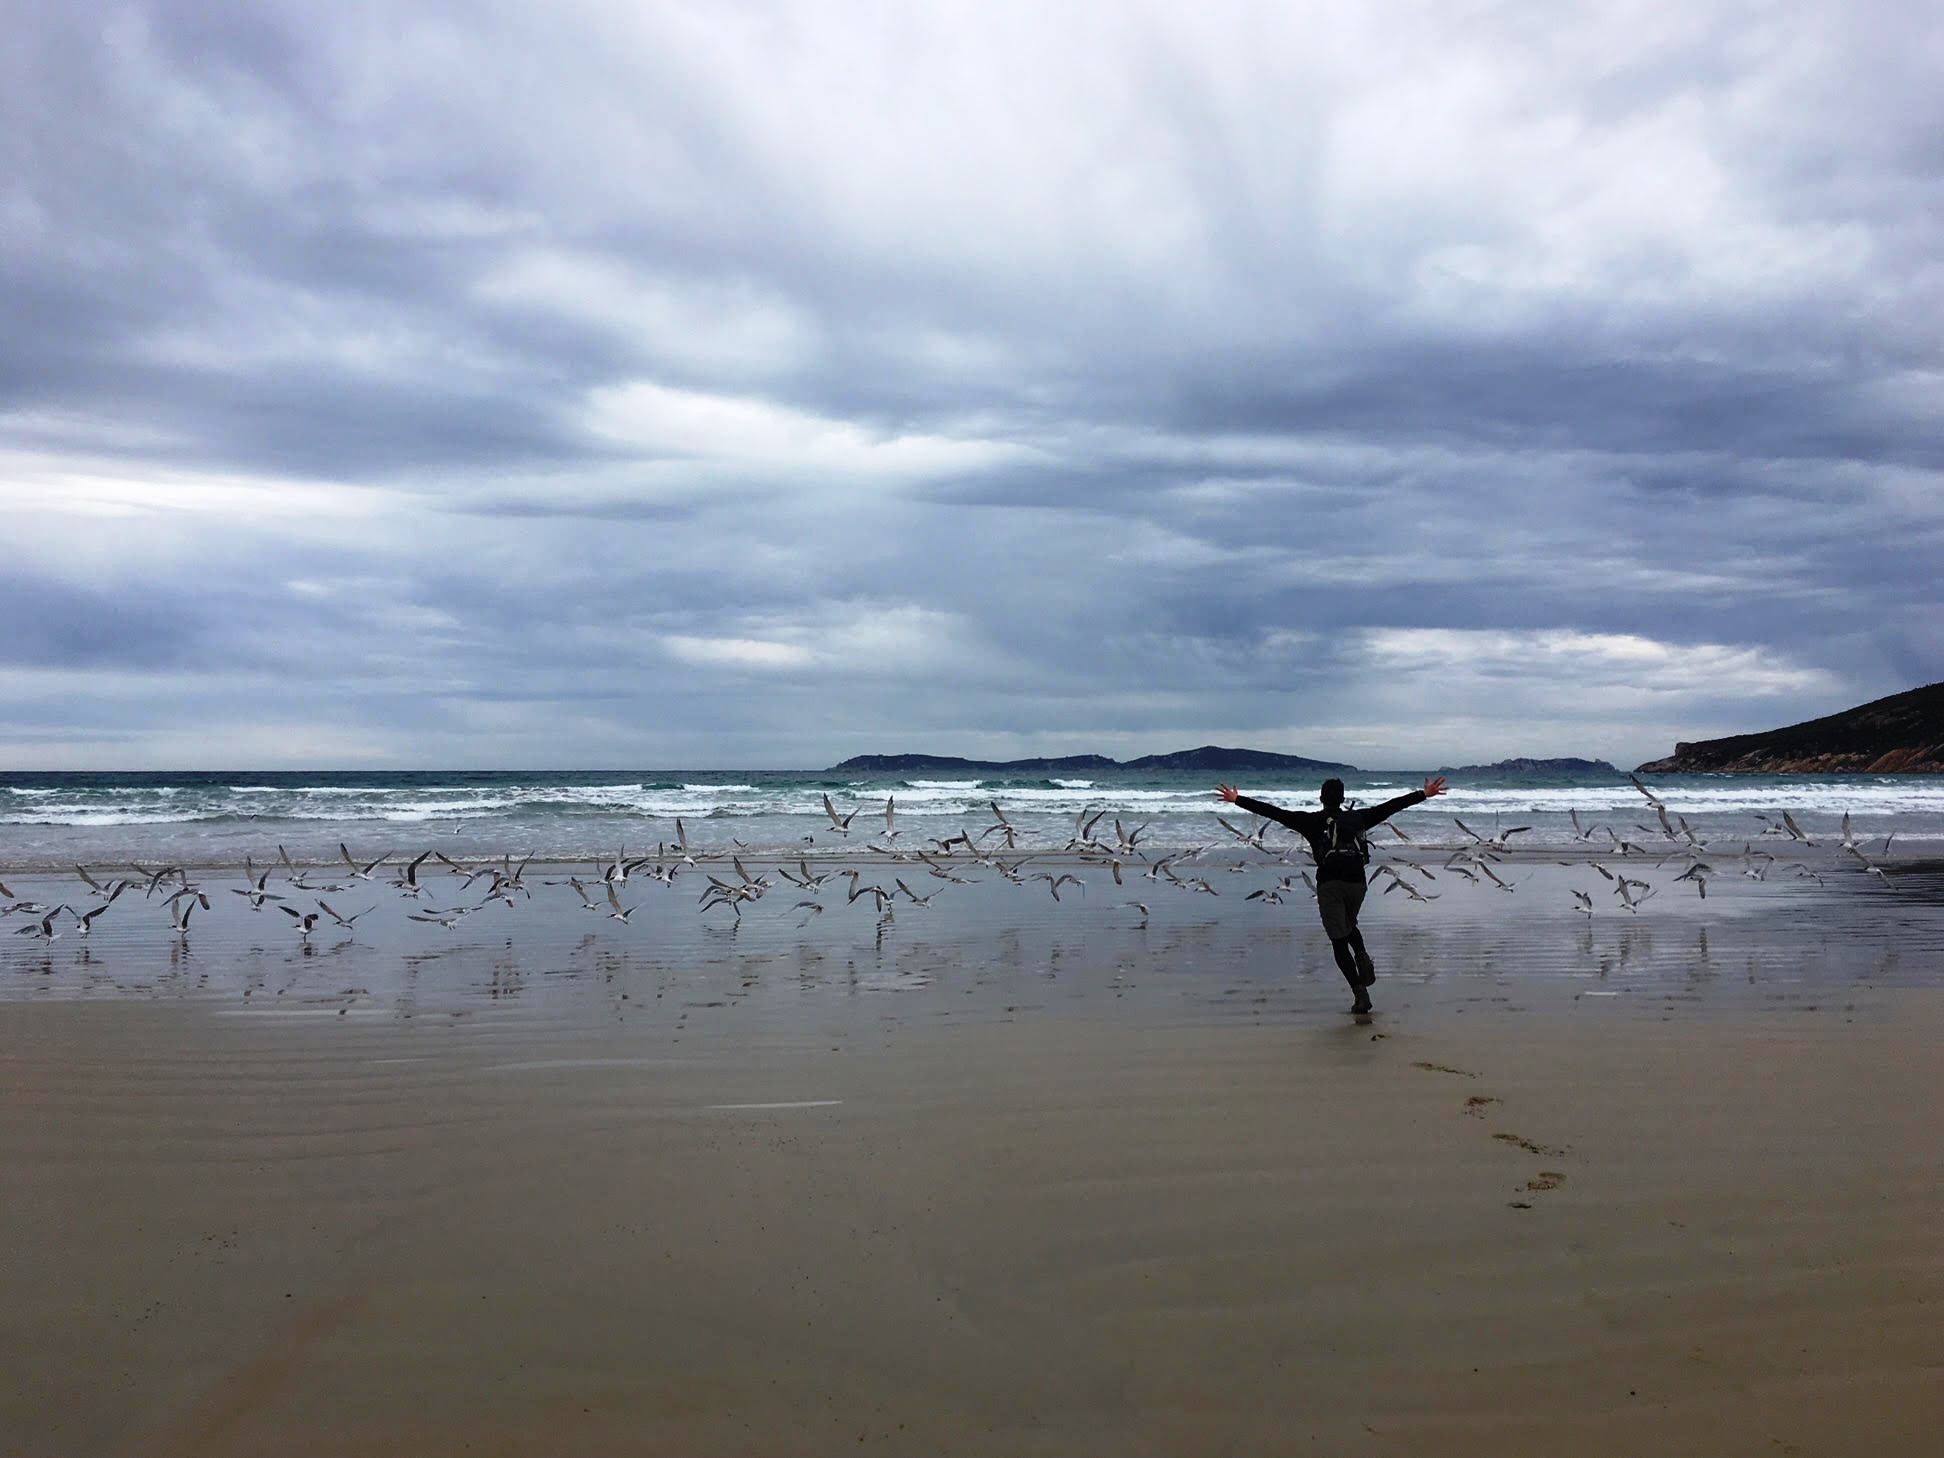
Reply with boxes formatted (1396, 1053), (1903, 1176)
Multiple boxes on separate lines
(1233, 790), (1426, 885)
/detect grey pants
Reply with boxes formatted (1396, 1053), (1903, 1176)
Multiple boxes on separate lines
(1316, 878), (1367, 940)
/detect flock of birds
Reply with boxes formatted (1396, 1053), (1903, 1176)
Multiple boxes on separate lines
(1366, 773), (1897, 918)
(0, 776), (1903, 947)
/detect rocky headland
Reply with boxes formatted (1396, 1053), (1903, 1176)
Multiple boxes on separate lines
(1635, 682), (1944, 774)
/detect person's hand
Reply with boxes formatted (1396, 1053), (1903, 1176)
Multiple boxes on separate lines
(1215, 783), (1240, 803)
(1422, 775), (1447, 798)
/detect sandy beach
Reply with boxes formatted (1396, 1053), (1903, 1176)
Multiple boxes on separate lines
(4, 862), (1941, 1456)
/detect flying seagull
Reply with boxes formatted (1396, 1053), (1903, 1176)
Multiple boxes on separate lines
(13, 905), (70, 940)
(318, 901), (372, 929)
(605, 882), (638, 923)
(169, 893), (209, 936)
(341, 844), (390, 880)
(822, 793), (858, 835)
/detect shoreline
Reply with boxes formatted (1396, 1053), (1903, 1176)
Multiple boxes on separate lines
(3, 843), (1936, 876)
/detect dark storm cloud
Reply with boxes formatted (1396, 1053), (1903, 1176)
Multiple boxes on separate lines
(0, 572), (196, 670)
(2, 0), (1940, 766)
(1162, 345), (1944, 470)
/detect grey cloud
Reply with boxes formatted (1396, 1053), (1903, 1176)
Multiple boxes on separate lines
(0, 572), (198, 670)
(2, 1), (1939, 767)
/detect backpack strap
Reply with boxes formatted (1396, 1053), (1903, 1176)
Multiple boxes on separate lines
(1321, 811), (1369, 865)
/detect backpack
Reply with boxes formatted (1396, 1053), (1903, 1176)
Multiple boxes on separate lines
(1318, 810), (1371, 869)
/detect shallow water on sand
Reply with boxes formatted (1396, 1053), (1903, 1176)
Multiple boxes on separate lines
(4, 852), (1937, 1029)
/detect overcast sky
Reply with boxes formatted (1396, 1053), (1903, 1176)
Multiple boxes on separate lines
(3, 0), (1939, 770)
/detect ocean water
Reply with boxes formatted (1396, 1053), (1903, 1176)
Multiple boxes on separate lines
(2, 767), (1940, 870)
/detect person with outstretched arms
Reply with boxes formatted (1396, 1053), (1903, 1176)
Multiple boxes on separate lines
(1215, 775), (1447, 1014)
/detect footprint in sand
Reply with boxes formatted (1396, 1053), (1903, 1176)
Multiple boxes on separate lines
(1492, 1131), (1568, 1158)
(1419, 1071), (1572, 1205)
(1482, 1126), (1571, 1206)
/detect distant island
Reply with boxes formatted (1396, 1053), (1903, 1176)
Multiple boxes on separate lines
(826, 745), (1357, 775)
(1121, 746), (1358, 773)
(827, 753), (1117, 775)
(1436, 757), (1619, 778)
(1635, 681), (1944, 774)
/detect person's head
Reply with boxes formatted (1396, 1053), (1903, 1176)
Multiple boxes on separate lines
(1319, 778), (1345, 808)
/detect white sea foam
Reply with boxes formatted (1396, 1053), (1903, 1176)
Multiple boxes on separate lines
(1439, 783), (1944, 814)
(2, 809), (211, 826)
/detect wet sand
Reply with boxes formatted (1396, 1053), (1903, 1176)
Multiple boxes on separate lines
(3, 865), (1941, 1454)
